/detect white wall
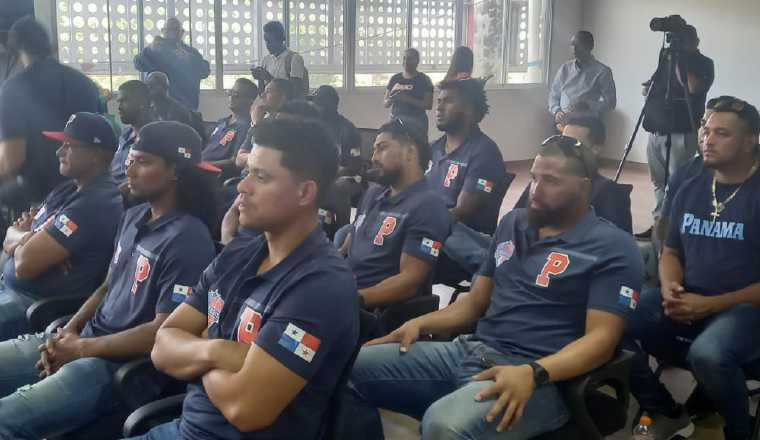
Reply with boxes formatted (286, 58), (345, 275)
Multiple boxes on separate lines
(583, 0), (760, 163)
(198, 0), (584, 161)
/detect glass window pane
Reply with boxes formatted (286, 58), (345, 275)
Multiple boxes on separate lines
(465, 0), (505, 87)
(506, 0), (549, 84)
(354, 0), (408, 87)
(411, 0), (456, 79)
(57, 0), (139, 91)
(289, 0), (344, 88)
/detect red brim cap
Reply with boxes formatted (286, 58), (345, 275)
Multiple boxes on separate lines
(195, 161), (222, 173)
(42, 131), (84, 145)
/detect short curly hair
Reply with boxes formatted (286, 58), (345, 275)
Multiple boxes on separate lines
(437, 79), (490, 123)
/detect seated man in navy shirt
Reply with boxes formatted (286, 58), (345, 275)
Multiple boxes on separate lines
(112, 80), (155, 184)
(426, 79), (508, 277)
(0, 121), (218, 438)
(625, 98), (760, 440)
(0, 112), (123, 339)
(202, 78), (258, 171)
(342, 136), (643, 440)
(136, 117), (359, 440)
(339, 119), (450, 310)
(652, 96), (741, 247)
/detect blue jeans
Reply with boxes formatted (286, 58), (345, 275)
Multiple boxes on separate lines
(442, 222), (492, 276)
(340, 335), (569, 440)
(123, 418), (181, 439)
(624, 287), (760, 440)
(0, 283), (35, 341)
(0, 333), (122, 439)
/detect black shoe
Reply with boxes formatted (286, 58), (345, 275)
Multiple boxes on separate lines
(635, 227), (653, 240)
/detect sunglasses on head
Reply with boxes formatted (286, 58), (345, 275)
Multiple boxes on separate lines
(541, 135), (591, 177)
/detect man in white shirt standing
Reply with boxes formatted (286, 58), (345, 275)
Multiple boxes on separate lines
(250, 21), (307, 99)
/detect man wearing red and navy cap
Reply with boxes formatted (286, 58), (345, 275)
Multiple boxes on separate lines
(0, 112), (123, 340)
(341, 119), (450, 311)
(0, 121), (217, 439)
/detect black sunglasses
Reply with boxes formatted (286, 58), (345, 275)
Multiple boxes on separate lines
(541, 135), (591, 177)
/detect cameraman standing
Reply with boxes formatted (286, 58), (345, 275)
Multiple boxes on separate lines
(640, 24), (714, 238)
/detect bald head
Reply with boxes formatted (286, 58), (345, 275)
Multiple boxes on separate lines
(146, 71), (170, 101)
(162, 17), (184, 40)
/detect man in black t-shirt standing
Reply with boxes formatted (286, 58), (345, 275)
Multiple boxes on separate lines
(626, 98), (760, 440)
(641, 25), (714, 236)
(0, 17), (100, 205)
(385, 48), (434, 134)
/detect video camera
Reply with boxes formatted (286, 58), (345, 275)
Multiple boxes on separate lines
(649, 15), (693, 49)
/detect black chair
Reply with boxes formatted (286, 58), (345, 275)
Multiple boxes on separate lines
(26, 293), (89, 333)
(123, 310), (377, 439)
(533, 351), (634, 440)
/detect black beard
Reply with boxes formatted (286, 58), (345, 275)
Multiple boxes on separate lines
(436, 117), (464, 133)
(366, 167), (401, 187)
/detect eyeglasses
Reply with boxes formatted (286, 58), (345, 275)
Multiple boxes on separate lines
(226, 90), (241, 98)
(541, 135), (591, 177)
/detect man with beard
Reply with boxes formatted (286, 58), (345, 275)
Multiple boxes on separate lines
(625, 98), (760, 440)
(340, 136), (642, 440)
(340, 119), (450, 310)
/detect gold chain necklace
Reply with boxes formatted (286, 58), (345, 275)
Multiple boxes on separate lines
(710, 161), (759, 222)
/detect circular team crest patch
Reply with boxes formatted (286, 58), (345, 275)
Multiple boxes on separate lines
(495, 240), (515, 267)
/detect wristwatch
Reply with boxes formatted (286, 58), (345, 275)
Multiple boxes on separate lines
(528, 362), (550, 387)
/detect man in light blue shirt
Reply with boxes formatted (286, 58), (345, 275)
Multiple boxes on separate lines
(548, 31), (616, 126)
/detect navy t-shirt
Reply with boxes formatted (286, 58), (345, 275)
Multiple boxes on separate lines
(347, 180), (451, 290)
(0, 57), (100, 200)
(81, 204), (215, 337)
(3, 173), (123, 298)
(427, 128), (508, 234)
(111, 126), (138, 183)
(476, 209), (643, 359)
(661, 155), (705, 219)
(666, 169), (760, 296)
(386, 72), (433, 123)
(202, 115), (252, 162)
(180, 227), (359, 440)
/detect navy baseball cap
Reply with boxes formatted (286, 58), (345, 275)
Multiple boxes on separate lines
(43, 112), (117, 152)
(132, 121), (221, 173)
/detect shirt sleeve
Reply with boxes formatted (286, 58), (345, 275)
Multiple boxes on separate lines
(477, 229), (501, 278)
(401, 199), (451, 264)
(461, 141), (507, 198)
(288, 53), (306, 79)
(386, 74), (398, 91)
(597, 66), (617, 113)
(665, 190), (686, 252)
(0, 80), (27, 140)
(586, 231), (644, 317)
(183, 255), (218, 316)
(133, 48), (157, 73)
(154, 230), (216, 314)
(548, 65), (564, 115)
(254, 271), (358, 380)
(44, 197), (109, 254)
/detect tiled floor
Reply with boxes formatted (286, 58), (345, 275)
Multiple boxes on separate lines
(380, 160), (734, 439)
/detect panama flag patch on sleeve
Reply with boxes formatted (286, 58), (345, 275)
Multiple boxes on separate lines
(476, 178), (494, 193)
(172, 284), (192, 302)
(420, 238), (442, 257)
(618, 286), (640, 310)
(278, 323), (321, 363)
(54, 214), (79, 237)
